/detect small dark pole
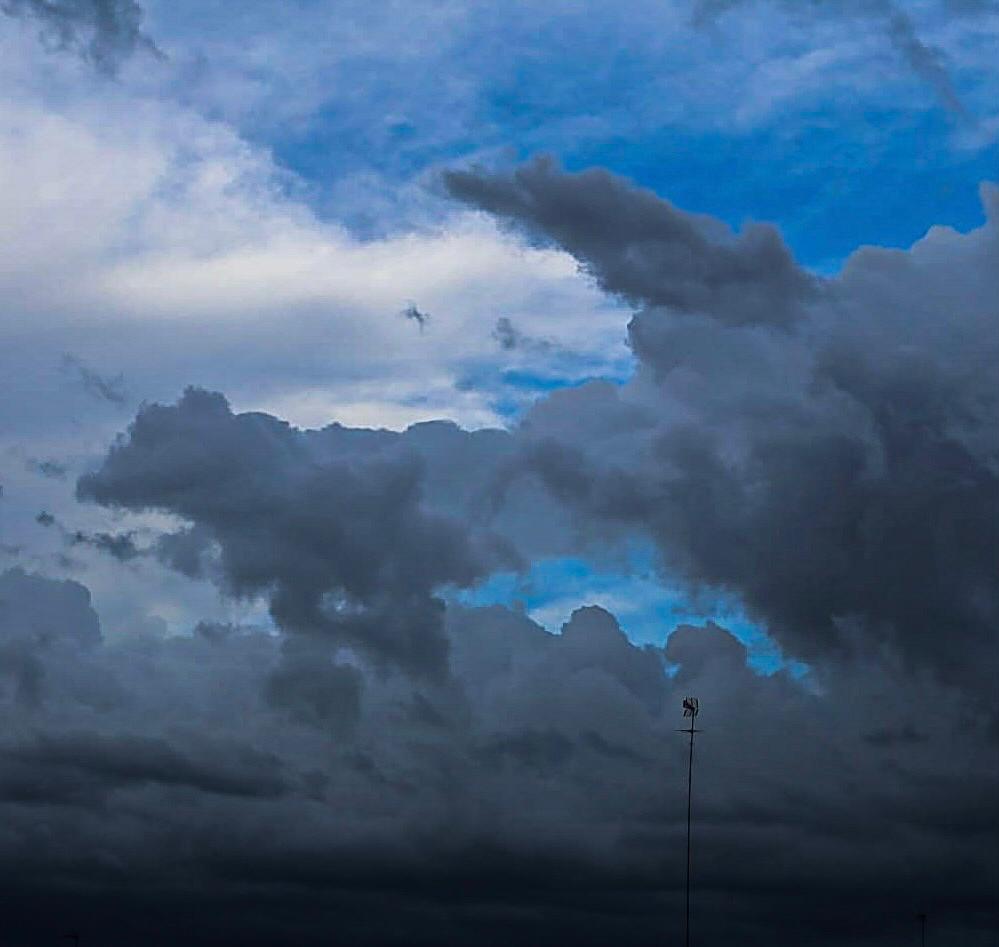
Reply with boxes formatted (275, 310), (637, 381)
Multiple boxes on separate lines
(677, 697), (701, 947)
(917, 912), (927, 947)
(64, 934), (80, 947)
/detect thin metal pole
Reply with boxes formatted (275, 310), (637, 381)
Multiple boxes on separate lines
(677, 699), (700, 947)
(685, 717), (694, 947)
(918, 913), (926, 947)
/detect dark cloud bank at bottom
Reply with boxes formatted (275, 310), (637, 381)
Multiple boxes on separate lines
(0, 566), (996, 946)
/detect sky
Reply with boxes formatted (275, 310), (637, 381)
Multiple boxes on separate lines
(0, 1), (997, 944)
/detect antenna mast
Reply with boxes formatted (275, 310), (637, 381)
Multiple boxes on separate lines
(677, 697), (701, 947)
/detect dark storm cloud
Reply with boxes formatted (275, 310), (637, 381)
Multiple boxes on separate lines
(265, 637), (364, 732)
(61, 353), (128, 405)
(862, 723), (929, 747)
(453, 163), (999, 708)
(0, 569), (995, 945)
(154, 523), (213, 577)
(76, 387), (515, 678)
(0, 568), (101, 707)
(0, 0), (161, 74)
(445, 156), (817, 327)
(1, 730), (288, 802)
(0, 567), (102, 647)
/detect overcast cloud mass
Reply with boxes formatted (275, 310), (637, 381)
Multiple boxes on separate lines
(1, 0), (997, 944)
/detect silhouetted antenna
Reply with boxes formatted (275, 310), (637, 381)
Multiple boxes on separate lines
(63, 933), (80, 947)
(917, 912), (927, 947)
(677, 696), (701, 947)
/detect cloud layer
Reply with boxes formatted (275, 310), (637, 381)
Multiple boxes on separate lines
(2, 566), (996, 945)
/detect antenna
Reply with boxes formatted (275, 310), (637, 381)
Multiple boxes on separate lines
(677, 697), (701, 947)
(63, 934), (80, 947)
(917, 912), (927, 947)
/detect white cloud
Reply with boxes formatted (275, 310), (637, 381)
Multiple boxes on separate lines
(0, 29), (630, 642)
(0, 45), (631, 434)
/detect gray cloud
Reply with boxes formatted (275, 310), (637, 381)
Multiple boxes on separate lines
(451, 163), (999, 712)
(862, 723), (929, 747)
(76, 387), (516, 678)
(1, 730), (288, 802)
(492, 316), (554, 354)
(0, 569), (994, 945)
(0, 567), (101, 707)
(882, 3), (966, 115)
(1, 0), (161, 74)
(70, 527), (142, 561)
(61, 354), (127, 405)
(445, 156), (817, 327)
(0, 566), (102, 648)
(33, 509), (146, 562)
(493, 315), (525, 350)
(154, 523), (214, 578)
(265, 637), (364, 732)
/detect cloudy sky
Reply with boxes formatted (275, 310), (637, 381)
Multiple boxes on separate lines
(1, 1), (997, 944)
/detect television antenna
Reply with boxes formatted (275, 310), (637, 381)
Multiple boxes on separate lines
(677, 697), (701, 947)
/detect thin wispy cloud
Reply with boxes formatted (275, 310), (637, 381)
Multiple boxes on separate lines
(60, 355), (128, 406)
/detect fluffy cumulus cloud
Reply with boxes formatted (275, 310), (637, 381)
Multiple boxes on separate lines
(450, 160), (999, 711)
(76, 387), (518, 680)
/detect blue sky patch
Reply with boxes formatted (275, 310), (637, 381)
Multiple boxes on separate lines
(449, 548), (810, 678)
